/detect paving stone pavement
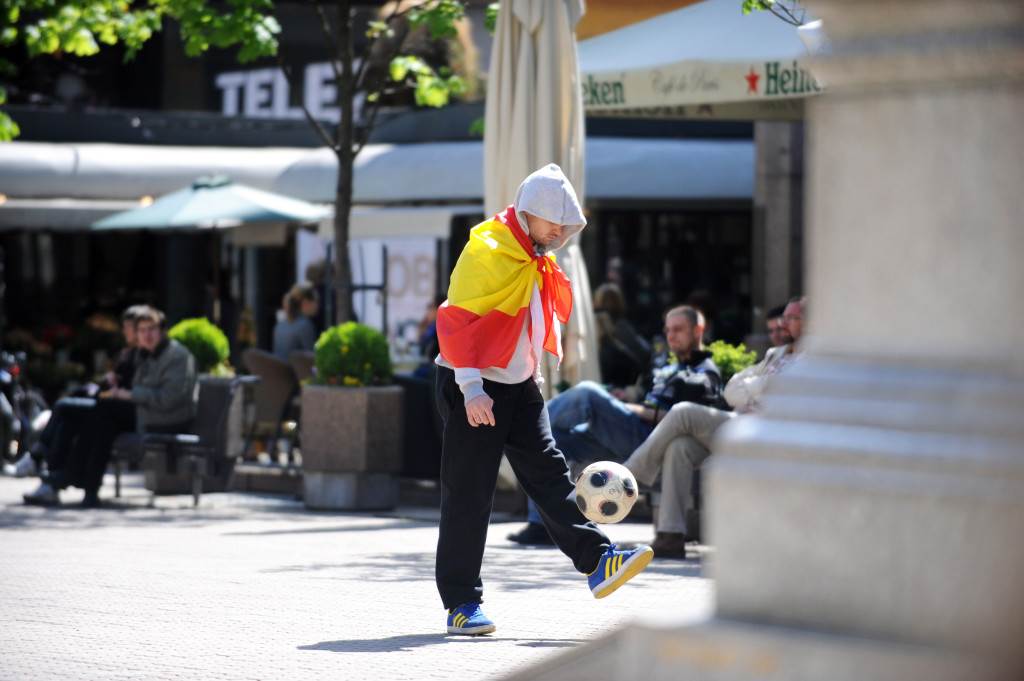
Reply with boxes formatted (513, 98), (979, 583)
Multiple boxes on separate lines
(0, 474), (712, 681)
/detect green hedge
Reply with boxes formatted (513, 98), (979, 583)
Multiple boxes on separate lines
(168, 317), (230, 374)
(708, 340), (757, 383)
(314, 322), (392, 387)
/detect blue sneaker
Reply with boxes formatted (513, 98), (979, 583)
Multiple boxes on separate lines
(588, 544), (654, 599)
(446, 602), (496, 636)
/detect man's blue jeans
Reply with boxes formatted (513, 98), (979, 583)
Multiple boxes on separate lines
(527, 381), (653, 524)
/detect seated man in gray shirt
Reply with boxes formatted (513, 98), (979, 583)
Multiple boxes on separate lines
(24, 306), (196, 508)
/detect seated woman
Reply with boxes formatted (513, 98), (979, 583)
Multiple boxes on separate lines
(272, 283), (319, 360)
(23, 306), (197, 508)
(593, 283), (651, 390)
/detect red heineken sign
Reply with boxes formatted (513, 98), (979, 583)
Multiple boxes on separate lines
(580, 58), (821, 119)
(746, 60), (821, 97)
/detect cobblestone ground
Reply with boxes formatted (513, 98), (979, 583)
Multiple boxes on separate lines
(0, 474), (712, 681)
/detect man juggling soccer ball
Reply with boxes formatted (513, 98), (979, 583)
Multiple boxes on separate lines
(433, 164), (653, 636)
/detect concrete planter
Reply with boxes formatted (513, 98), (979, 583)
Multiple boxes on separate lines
(300, 383), (404, 510)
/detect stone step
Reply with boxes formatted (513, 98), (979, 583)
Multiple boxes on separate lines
(502, 619), (1009, 681)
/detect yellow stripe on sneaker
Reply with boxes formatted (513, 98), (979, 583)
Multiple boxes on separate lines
(593, 547), (654, 600)
(456, 614), (467, 627)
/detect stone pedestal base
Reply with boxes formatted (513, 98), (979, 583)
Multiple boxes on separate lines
(710, 356), (1024, 656)
(502, 619), (1005, 681)
(302, 471), (399, 510)
(142, 450), (233, 495)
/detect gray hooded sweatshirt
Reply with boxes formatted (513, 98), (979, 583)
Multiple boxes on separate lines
(437, 163), (586, 401)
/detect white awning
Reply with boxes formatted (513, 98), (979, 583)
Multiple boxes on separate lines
(578, 0), (821, 118)
(0, 137), (754, 229)
(0, 198), (139, 231)
(0, 143), (311, 200)
(322, 204), (484, 241)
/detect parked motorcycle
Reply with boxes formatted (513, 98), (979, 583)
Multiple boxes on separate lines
(1, 350), (48, 464)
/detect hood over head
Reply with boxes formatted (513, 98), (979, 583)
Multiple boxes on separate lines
(513, 164), (586, 253)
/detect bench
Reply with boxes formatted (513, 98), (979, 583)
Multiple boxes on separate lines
(110, 376), (245, 506)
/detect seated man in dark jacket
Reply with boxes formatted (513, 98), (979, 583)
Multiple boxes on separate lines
(24, 306), (196, 508)
(509, 305), (726, 546)
(25, 305), (145, 480)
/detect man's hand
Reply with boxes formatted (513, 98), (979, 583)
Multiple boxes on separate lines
(625, 402), (656, 423)
(101, 388), (132, 401)
(465, 394), (496, 427)
(625, 403), (646, 417)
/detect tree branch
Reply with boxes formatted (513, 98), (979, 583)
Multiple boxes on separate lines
(354, 94), (385, 156)
(275, 53), (339, 153)
(353, 9), (427, 152)
(314, 2), (344, 88)
(770, 2), (804, 27)
(353, 0), (415, 90)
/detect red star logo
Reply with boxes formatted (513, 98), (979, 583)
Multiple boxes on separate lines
(745, 67), (760, 94)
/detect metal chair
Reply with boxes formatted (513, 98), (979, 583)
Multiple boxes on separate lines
(288, 350), (315, 384)
(111, 377), (243, 507)
(240, 348), (299, 462)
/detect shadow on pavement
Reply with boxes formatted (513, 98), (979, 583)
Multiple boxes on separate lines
(264, 547), (703, 588)
(299, 634), (584, 653)
(516, 639), (581, 649)
(222, 519), (437, 536)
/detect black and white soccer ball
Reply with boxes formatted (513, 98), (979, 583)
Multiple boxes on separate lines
(574, 461), (638, 524)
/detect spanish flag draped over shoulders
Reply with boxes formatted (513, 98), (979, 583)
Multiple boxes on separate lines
(437, 206), (573, 370)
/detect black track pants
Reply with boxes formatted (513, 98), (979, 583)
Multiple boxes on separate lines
(434, 367), (609, 609)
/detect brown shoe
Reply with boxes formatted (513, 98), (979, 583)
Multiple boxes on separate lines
(650, 532), (689, 560)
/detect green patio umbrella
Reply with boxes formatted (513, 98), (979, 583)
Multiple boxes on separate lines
(92, 175), (329, 230)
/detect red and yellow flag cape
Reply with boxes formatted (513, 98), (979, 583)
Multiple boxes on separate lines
(437, 207), (573, 370)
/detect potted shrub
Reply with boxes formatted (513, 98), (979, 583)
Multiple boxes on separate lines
(707, 340), (758, 383)
(146, 317), (240, 494)
(168, 317), (232, 376)
(300, 322), (404, 510)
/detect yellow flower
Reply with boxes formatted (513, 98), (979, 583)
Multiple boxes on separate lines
(343, 376), (361, 386)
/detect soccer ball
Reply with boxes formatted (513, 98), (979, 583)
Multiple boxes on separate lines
(574, 461), (638, 524)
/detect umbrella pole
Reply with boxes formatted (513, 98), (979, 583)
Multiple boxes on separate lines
(212, 232), (222, 326)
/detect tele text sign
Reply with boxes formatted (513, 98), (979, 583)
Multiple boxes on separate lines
(213, 61), (364, 123)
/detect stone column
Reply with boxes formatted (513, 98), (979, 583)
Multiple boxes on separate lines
(506, 1), (1024, 679)
(752, 120), (804, 330)
(713, 0), (1024, 666)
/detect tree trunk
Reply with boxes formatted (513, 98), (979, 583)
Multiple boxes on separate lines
(332, 0), (355, 323)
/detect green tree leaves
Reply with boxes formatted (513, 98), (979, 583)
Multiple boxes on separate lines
(740, 0), (806, 26)
(407, 0), (463, 41)
(0, 86), (20, 141)
(484, 2), (498, 35)
(741, 0), (774, 14)
(0, 0), (469, 141)
(389, 54), (465, 108)
(0, 0), (281, 139)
